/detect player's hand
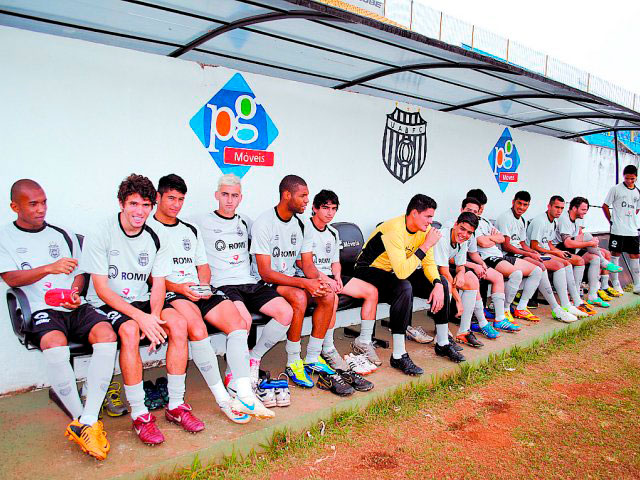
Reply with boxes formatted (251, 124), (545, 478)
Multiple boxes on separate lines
(46, 258), (78, 275)
(428, 283), (445, 313)
(589, 239), (599, 247)
(60, 288), (81, 310)
(335, 276), (344, 294)
(421, 228), (442, 251)
(325, 277), (340, 293)
(454, 298), (463, 318)
(304, 278), (331, 297)
(453, 271), (466, 288)
(469, 263), (487, 279)
(136, 313), (167, 352)
(562, 251), (572, 259)
(525, 251), (542, 261)
(180, 282), (201, 302)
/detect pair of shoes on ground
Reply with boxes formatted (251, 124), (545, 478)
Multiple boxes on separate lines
(286, 355), (373, 396)
(143, 378), (168, 410)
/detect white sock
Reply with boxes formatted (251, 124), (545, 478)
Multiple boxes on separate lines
(517, 267), (542, 310)
(43, 346), (83, 419)
(611, 256), (621, 288)
(458, 290), (477, 334)
(537, 271), (559, 309)
(322, 327), (336, 353)
(435, 323), (449, 346)
(235, 377), (253, 399)
(304, 336), (324, 364)
(79, 342), (116, 426)
(286, 340), (301, 365)
(358, 319), (375, 344)
(565, 266), (582, 305)
(211, 382), (231, 406)
(553, 268), (571, 307)
(505, 270), (523, 308)
(190, 338), (223, 387)
(226, 329), (250, 381)
(251, 319), (288, 360)
(392, 333), (406, 359)
(601, 274), (610, 290)
(587, 257), (600, 300)
(473, 298), (489, 328)
(166, 373), (186, 411)
(124, 381), (148, 421)
(491, 292), (506, 321)
(630, 258), (640, 286)
(573, 265), (586, 295)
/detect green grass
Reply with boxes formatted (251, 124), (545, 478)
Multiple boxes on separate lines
(155, 304), (640, 480)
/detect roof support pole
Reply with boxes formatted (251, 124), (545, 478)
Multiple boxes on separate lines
(614, 130), (620, 184)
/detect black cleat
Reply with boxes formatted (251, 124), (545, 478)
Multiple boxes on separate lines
(339, 370), (374, 392)
(448, 334), (464, 351)
(390, 353), (424, 376)
(528, 297), (539, 309)
(316, 371), (355, 396)
(435, 343), (466, 363)
(455, 331), (484, 348)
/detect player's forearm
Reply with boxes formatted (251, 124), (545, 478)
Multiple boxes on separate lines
(301, 261), (320, 280)
(197, 264), (211, 285)
(564, 238), (589, 249)
(530, 241), (552, 254)
(439, 268), (459, 301)
(94, 279), (145, 320)
(468, 252), (485, 266)
(71, 274), (85, 293)
(1, 265), (51, 287)
(258, 267), (307, 289)
(476, 236), (495, 248)
(165, 280), (185, 294)
(501, 238), (523, 255)
(602, 204), (611, 223)
(149, 278), (166, 316)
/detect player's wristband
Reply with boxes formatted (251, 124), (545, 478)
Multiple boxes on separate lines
(432, 278), (442, 286)
(414, 249), (426, 260)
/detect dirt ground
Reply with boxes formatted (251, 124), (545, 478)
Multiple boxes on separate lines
(262, 318), (640, 480)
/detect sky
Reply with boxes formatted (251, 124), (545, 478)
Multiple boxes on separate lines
(418, 0), (640, 96)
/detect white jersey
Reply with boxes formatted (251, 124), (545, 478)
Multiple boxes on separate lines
(475, 216), (503, 259)
(554, 212), (582, 245)
(195, 212), (255, 287)
(603, 182), (640, 236)
(496, 209), (527, 250)
(0, 222), (81, 313)
(526, 212), (557, 250)
(146, 215), (207, 285)
(80, 215), (172, 307)
(433, 227), (468, 267)
(444, 218), (477, 255)
(250, 207), (312, 278)
(297, 218), (341, 276)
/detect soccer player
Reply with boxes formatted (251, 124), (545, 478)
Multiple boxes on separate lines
(603, 164), (640, 294)
(0, 179), (117, 460)
(497, 191), (578, 323)
(251, 175), (341, 389)
(148, 174), (272, 421)
(354, 194), (463, 369)
(197, 174), (293, 402)
(81, 174), (193, 445)
(526, 195), (588, 321)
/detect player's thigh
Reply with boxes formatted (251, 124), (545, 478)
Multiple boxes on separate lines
(259, 296), (293, 325)
(276, 285), (308, 312)
(513, 258), (536, 275)
(204, 299), (245, 334)
(494, 260), (516, 277)
(340, 277), (378, 300)
(233, 300), (253, 327)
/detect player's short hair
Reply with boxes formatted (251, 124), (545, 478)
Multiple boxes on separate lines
(514, 190), (531, 202)
(406, 194), (437, 216)
(623, 164), (638, 176)
(217, 173), (242, 191)
(569, 196), (589, 210)
(461, 197), (481, 209)
(279, 175), (307, 197)
(456, 211), (479, 231)
(466, 188), (487, 205)
(549, 195), (565, 205)
(10, 179), (42, 201)
(157, 174), (187, 195)
(313, 189), (340, 209)
(117, 174), (157, 205)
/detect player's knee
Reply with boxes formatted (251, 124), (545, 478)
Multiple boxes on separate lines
(188, 319), (208, 341)
(465, 271), (479, 290)
(118, 321), (140, 346)
(92, 323), (117, 343)
(274, 303), (293, 326)
(166, 314), (188, 342)
(364, 284), (378, 303)
(40, 331), (68, 350)
(395, 280), (413, 299)
(317, 291), (336, 306)
(576, 257), (585, 266)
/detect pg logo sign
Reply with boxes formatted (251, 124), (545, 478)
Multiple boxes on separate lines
(190, 73), (279, 178)
(488, 128), (520, 193)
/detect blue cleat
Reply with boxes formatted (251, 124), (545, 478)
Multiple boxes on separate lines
(304, 357), (336, 375)
(484, 308), (496, 320)
(479, 323), (501, 339)
(493, 319), (521, 332)
(285, 359), (314, 388)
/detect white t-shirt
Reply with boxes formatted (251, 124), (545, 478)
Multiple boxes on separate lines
(80, 215), (172, 307)
(603, 182), (640, 236)
(250, 207), (312, 278)
(444, 217), (478, 254)
(496, 209), (527, 250)
(195, 211), (255, 287)
(554, 212), (582, 245)
(475, 217), (503, 259)
(146, 215), (207, 285)
(433, 227), (468, 267)
(526, 212), (557, 250)
(297, 218), (341, 276)
(0, 222), (81, 313)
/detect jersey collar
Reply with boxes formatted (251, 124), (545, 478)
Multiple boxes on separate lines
(274, 206), (293, 223)
(118, 213), (145, 238)
(311, 216), (327, 232)
(153, 214), (178, 227)
(13, 221), (47, 233)
(214, 211), (236, 221)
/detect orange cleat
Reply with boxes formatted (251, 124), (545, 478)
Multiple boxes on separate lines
(512, 308), (540, 322)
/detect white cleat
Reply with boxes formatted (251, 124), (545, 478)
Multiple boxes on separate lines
(232, 394), (275, 419)
(552, 307), (577, 323)
(567, 305), (588, 318)
(633, 284), (640, 295)
(219, 401), (251, 424)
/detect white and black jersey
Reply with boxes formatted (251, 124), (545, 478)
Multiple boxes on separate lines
(554, 212), (582, 245)
(297, 218), (341, 276)
(433, 227), (468, 267)
(604, 182), (640, 236)
(250, 207), (312, 278)
(80, 215), (172, 307)
(526, 212), (557, 250)
(146, 215), (207, 285)
(443, 218), (478, 255)
(496, 209), (527, 250)
(0, 222), (81, 313)
(475, 217), (503, 259)
(196, 212), (255, 287)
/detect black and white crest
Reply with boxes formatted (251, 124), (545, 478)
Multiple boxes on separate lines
(182, 237), (191, 251)
(49, 242), (60, 259)
(236, 225), (244, 237)
(291, 233), (297, 245)
(382, 107), (427, 183)
(138, 251), (149, 267)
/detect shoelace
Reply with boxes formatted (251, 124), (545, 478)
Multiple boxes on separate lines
(414, 326), (428, 337)
(107, 382), (124, 407)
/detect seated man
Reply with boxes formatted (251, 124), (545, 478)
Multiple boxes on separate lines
(434, 212), (499, 347)
(81, 174), (193, 446)
(0, 179), (117, 460)
(148, 174), (272, 421)
(251, 175), (342, 390)
(526, 195), (588, 321)
(496, 190), (578, 323)
(354, 194), (462, 369)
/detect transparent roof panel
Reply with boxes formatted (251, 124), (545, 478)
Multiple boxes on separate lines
(153, 0), (278, 23)
(470, 100), (553, 121)
(352, 84), (454, 110)
(538, 118), (611, 133)
(427, 68), (532, 96)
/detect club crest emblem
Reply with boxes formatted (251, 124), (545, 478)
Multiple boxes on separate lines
(49, 242), (60, 259)
(183, 237), (191, 251)
(382, 107), (427, 183)
(291, 233), (297, 245)
(237, 225), (244, 237)
(325, 241), (332, 254)
(138, 252), (149, 267)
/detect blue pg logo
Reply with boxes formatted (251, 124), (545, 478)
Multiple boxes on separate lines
(488, 128), (520, 192)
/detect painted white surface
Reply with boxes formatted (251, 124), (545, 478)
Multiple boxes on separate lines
(0, 25), (632, 393)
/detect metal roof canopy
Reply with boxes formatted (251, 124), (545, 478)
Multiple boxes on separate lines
(2, 0), (640, 139)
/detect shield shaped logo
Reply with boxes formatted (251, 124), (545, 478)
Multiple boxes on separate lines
(49, 242), (60, 259)
(382, 107), (427, 183)
(325, 241), (332, 254)
(182, 237), (191, 251)
(138, 252), (149, 267)
(236, 225), (244, 237)
(291, 233), (297, 245)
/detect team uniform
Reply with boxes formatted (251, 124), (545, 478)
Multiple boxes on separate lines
(80, 215), (174, 331)
(433, 226), (469, 271)
(604, 182), (640, 254)
(554, 212), (585, 254)
(296, 218), (351, 285)
(196, 211), (280, 312)
(474, 217), (514, 269)
(0, 222), (110, 347)
(496, 209), (528, 261)
(526, 212), (557, 255)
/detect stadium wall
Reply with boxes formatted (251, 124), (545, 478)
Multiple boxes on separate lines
(0, 25), (634, 394)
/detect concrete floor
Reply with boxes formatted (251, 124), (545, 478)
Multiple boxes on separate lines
(1, 294), (639, 480)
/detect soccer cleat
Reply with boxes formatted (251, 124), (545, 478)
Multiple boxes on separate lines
(512, 308), (540, 322)
(338, 370), (374, 392)
(434, 343), (466, 363)
(527, 297), (539, 309)
(405, 325), (434, 344)
(321, 347), (350, 372)
(634, 284), (640, 295)
(447, 334), (464, 351)
(605, 286), (624, 297)
(165, 403), (205, 433)
(304, 357), (336, 375)
(65, 420), (109, 460)
(155, 377), (170, 405)
(285, 359), (314, 388)
(143, 380), (165, 410)
(484, 307), (496, 320)
(316, 371), (355, 396)
(102, 381), (128, 417)
(132, 413), (165, 445)
(344, 353), (375, 375)
(566, 305), (588, 318)
(587, 297), (610, 308)
(390, 353), (424, 375)
(493, 319), (521, 332)
(249, 358), (261, 388)
(577, 303), (597, 316)
(552, 307), (577, 323)
(232, 393), (275, 419)
(254, 383), (277, 408)
(274, 374), (291, 407)
(504, 310), (520, 327)
(455, 331), (484, 348)
(219, 401), (251, 424)
(479, 323), (501, 339)
(597, 289), (612, 302)
(352, 337), (382, 366)
(604, 262), (623, 273)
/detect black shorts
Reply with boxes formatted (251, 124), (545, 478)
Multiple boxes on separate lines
(97, 299), (174, 333)
(327, 274), (353, 286)
(28, 304), (111, 349)
(484, 255), (515, 269)
(504, 253), (524, 262)
(165, 289), (229, 317)
(218, 281), (280, 313)
(556, 241), (578, 255)
(609, 234), (640, 254)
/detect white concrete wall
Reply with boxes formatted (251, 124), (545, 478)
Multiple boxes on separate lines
(0, 25), (634, 394)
